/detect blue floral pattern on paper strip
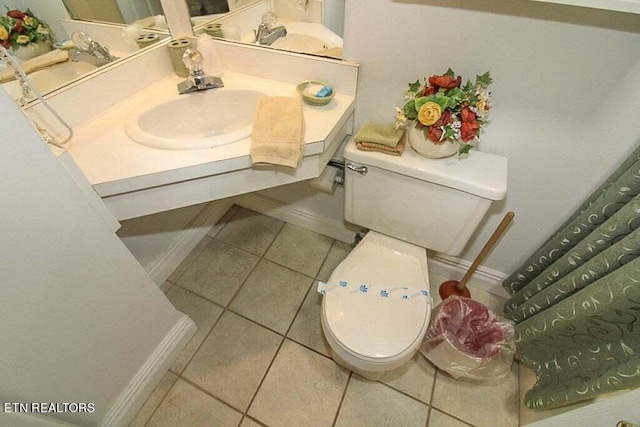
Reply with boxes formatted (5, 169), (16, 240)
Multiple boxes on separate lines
(318, 279), (430, 301)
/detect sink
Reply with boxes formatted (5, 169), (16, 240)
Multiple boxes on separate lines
(4, 60), (97, 99)
(271, 34), (331, 53)
(29, 61), (97, 93)
(269, 22), (342, 56)
(125, 89), (264, 150)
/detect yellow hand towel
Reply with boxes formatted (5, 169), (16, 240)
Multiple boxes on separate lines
(354, 122), (405, 148)
(0, 49), (69, 83)
(251, 96), (305, 168)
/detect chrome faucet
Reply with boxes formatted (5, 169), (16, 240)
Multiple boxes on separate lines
(253, 12), (287, 45)
(177, 48), (224, 95)
(69, 31), (116, 67)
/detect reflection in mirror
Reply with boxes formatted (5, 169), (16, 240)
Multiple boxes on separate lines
(0, 0), (170, 100)
(62, 0), (165, 28)
(193, 0), (346, 60)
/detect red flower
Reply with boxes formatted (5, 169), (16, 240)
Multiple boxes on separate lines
(13, 19), (23, 33)
(422, 85), (437, 96)
(427, 110), (452, 143)
(460, 106), (479, 142)
(7, 10), (26, 19)
(428, 74), (462, 92)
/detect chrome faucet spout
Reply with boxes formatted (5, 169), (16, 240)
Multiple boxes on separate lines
(254, 25), (287, 45)
(69, 31), (116, 67)
(177, 48), (224, 95)
(253, 11), (287, 45)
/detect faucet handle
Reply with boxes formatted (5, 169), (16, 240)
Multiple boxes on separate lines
(261, 11), (277, 30)
(182, 48), (204, 74)
(71, 31), (93, 50)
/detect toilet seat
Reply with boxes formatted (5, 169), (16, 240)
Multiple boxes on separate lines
(321, 232), (432, 366)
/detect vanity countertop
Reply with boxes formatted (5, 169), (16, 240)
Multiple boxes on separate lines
(64, 70), (355, 198)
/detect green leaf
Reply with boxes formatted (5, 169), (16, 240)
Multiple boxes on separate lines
(408, 79), (422, 93)
(403, 102), (418, 120)
(444, 68), (455, 77)
(446, 87), (463, 108)
(413, 96), (428, 112)
(441, 127), (457, 141)
(414, 95), (449, 112)
(476, 71), (493, 88)
(433, 95), (449, 110)
(458, 144), (473, 155)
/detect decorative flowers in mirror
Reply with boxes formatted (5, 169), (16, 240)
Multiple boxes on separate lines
(395, 69), (493, 155)
(0, 9), (53, 50)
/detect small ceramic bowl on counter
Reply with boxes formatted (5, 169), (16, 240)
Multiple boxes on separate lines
(296, 80), (335, 106)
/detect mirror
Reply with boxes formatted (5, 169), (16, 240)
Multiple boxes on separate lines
(0, 0), (172, 100)
(193, 0), (346, 60)
(1, 0), (345, 103)
(62, 0), (165, 28)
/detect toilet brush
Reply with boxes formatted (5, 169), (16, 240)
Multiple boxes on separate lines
(439, 211), (515, 300)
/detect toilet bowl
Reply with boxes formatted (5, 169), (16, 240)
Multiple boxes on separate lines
(320, 231), (432, 380)
(319, 139), (508, 378)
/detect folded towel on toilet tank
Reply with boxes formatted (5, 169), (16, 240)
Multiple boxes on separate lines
(354, 122), (405, 148)
(356, 136), (406, 156)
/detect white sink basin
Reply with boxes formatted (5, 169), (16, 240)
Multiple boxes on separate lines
(29, 61), (97, 93)
(269, 22), (343, 55)
(3, 60), (97, 100)
(125, 89), (264, 150)
(271, 34), (331, 53)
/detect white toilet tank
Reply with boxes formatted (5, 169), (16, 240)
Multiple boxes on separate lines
(343, 139), (507, 256)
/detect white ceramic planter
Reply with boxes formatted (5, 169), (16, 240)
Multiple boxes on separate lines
(12, 40), (52, 61)
(407, 125), (459, 159)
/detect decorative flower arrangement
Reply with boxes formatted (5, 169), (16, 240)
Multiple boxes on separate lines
(395, 69), (492, 155)
(0, 9), (52, 50)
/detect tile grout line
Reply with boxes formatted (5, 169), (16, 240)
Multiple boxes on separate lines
(240, 235), (341, 423)
(330, 371), (353, 427)
(425, 368), (438, 426)
(428, 368), (478, 427)
(151, 211), (284, 423)
(148, 209), (460, 426)
(241, 334), (287, 420)
(139, 373), (178, 427)
(222, 221), (309, 422)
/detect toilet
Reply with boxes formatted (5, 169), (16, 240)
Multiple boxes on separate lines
(320, 139), (507, 380)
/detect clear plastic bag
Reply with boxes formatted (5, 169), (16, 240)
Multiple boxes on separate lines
(420, 296), (515, 384)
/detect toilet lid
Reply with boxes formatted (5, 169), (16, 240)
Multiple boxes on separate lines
(322, 238), (431, 360)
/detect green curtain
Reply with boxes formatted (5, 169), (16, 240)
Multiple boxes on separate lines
(503, 145), (640, 410)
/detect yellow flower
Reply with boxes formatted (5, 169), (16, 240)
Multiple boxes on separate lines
(24, 16), (35, 26)
(0, 26), (8, 41)
(417, 101), (442, 126)
(16, 35), (30, 45)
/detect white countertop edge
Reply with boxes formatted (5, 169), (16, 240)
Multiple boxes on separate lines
(66, 70), (355, 195)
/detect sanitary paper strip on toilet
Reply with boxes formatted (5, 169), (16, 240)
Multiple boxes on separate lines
(317, 281), (429, 300)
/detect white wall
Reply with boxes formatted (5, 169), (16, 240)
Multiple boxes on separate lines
(335, 0), (640, 275)
(0, 88), (194, 425)
(118, 203), (207, 275)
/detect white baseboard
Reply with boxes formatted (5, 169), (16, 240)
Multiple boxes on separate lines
(146, 199), (235, 285)
(427, 253), (511, 299)
(233, 192), (359, 244)
(234, 193), (511, 299)
(99, 314), (196, 427)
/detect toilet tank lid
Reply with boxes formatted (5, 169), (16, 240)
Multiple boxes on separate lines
(344, 140), (508, 201)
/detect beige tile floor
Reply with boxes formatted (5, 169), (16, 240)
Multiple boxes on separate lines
(130, 206), (519, 427)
